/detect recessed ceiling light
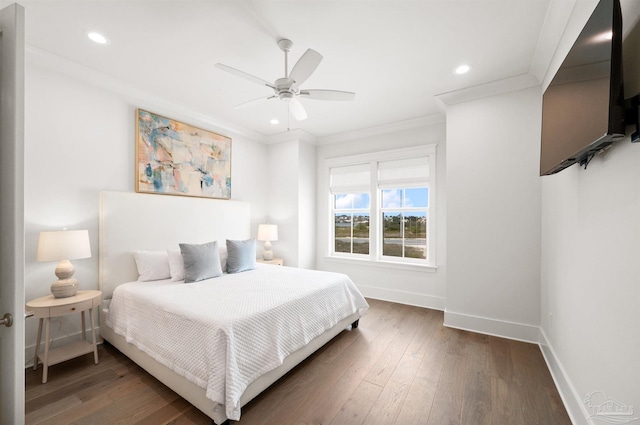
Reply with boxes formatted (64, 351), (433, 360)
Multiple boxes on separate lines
(270, 119), (279, 125)
(454, 64), (471, 75)
(85, 31), (109, 45)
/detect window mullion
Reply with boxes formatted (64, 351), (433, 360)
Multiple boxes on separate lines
(369, 161), (378, 260)
(350, 213), (354, 254)
(400, 211), (404, 258)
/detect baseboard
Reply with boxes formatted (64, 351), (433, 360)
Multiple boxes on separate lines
(443, 310), (540, 343)
(24, 327), (101, 369)
(357, 284), (445, 311)
(539, 329), (590, 425)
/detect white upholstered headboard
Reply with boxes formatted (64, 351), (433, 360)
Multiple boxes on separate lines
(99, 191), (251, 300)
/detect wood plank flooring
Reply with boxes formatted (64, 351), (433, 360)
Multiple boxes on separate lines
(25, 299), (572, 425)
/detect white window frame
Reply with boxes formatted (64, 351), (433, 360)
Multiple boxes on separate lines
(326, 145), (437, 269)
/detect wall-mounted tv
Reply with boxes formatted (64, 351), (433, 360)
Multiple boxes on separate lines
(540, 0), (625, 176)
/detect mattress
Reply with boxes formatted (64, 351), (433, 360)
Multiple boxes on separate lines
(105, 264), (369, 420)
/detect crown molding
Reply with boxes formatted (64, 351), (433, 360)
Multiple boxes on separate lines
(434, 0), (576, 109)
(25, 45), (267, 143)
(265, 128), (317, 145)
(316, 114), (445, 146)
(529, 0), (577, 86)
(434, 73), (540, 109)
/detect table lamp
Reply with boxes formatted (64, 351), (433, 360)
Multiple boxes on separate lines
(257, 224), (278, 261)
(37, 229), (91, 298)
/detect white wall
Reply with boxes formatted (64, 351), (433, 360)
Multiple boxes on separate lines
(297, 140), (317, 269)
(540, 142), (640, 424)
(539, 3), (640, 423)
(266, 139), (300, 266)
(315, 121), (447, 310)
(23, 63), (269, 364)
(266, 137), (317, 269)
(444, 86), (542, 342)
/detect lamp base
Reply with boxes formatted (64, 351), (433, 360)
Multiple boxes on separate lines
(263, 240), (274, 260)
(51, 278), (79, 298)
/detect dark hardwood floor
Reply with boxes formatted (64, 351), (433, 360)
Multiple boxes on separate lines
(25, 299), (572, 425)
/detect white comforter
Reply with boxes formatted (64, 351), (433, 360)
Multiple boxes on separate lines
(105, 264), (368, 420)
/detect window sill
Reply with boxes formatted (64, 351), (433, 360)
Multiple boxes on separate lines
(323, 255), (437, 273)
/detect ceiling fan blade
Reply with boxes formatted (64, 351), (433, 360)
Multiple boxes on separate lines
(299, 89), (356, 101)
(234, 95), (277, 110)
(289, 98), (308, 121)
(289, 49), (323, 86)
(215, 63), (275, 89)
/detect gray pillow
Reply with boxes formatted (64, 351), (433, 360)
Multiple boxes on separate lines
(179, 241), (223, 283)
(226, 239), (256, 273)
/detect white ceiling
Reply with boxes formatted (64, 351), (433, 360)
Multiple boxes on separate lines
(2, 0), (621, 140)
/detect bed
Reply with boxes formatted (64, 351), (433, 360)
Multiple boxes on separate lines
(98, 191), (368, 424)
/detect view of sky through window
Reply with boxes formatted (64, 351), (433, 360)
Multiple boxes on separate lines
(335, 193), (370, 209)
(382, 187), (428, 208)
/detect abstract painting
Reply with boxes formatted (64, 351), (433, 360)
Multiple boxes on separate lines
(136, 109), (231, 199)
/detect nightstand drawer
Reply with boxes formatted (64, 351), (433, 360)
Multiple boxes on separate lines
(50, 299), (93, 317)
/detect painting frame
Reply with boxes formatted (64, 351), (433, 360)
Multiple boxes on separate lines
(135, 109), (232, 200)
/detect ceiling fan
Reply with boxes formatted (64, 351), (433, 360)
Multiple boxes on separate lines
(215, 39), (355, 121)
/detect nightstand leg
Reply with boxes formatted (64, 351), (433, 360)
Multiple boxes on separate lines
(42, 318), (51, 384)
(89, 307), (98, 364)
(33, 318), (43, 370)
(81, 310), (86, 341)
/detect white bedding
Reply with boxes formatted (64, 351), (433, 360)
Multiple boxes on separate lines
(105, 264), (368, 420)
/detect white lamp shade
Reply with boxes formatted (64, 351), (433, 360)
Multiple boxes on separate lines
(257, 224), (278, 242)
(37, 229), (92, 262)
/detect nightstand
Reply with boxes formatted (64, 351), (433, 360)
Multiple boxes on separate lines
(26, 290), (101, 383)
(257, 257), (284, 266)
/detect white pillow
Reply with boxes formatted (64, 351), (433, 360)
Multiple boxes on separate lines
(167, 249), (185, 281)
(219, 245), (228, 273)
(132, 251), (170, 281)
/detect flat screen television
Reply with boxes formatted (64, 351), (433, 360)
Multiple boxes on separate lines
(540, 0), (625, 176)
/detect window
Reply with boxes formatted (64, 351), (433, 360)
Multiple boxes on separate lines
(327, 146), (436, 267)
(378, 157), (430, 262)
(381, 188), (428, 260)
(333, 193), (370, 255)
(330, 164), (371, 256)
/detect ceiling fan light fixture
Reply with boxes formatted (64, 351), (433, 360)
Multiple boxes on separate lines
(280, 92), (295, 101)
